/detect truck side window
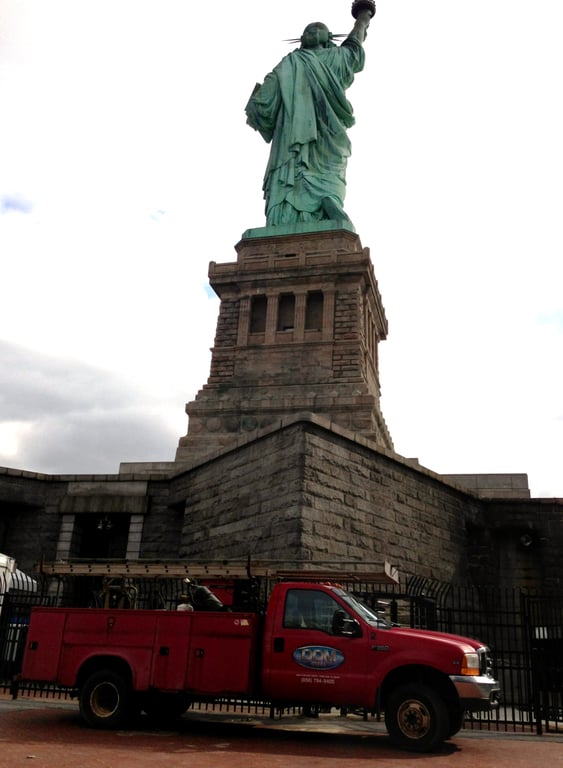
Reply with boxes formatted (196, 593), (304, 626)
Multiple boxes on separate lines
(283, 589), (345, 634)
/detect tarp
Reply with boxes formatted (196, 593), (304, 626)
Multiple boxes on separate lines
(13, 569), (37, 592)
(1, 554), (37, 595)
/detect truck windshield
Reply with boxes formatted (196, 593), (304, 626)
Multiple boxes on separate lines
(334, 589), (391, 629)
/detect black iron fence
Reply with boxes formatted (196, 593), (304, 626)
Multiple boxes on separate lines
(1, 571), (561, 734)
(354, 577), (563, 735)
(523, 594), (563, 734)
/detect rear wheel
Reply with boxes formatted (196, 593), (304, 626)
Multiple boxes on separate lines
(385, 683), (449, 752)
(79, 668), (132, 729)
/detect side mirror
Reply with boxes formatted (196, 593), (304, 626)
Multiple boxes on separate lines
(332, 609), (361, 637)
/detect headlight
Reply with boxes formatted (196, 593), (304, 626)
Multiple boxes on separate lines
(460, 652), (480, 676)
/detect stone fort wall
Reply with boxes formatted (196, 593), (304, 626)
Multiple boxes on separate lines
(164, 417), (482, 583)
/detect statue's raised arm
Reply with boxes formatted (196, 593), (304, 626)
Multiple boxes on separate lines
(349, 0), (376, 43)
(245, 1), (376, 228)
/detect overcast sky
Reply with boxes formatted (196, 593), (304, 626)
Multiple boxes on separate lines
(1, 1), (561, 497)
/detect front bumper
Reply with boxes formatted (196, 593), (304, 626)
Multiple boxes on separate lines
(449, 674), (501, 711)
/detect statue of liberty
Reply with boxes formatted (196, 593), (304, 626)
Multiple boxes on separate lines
(245, 1), (376, 227)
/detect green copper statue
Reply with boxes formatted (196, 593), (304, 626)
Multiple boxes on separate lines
(245, 1), (375, 227)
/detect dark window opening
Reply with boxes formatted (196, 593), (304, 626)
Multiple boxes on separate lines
(305, 291), (324, 331)
(277, 293), (295, 331)
(69, 514), (131, 607)
(249, 295), (267, 333)
(74, 514), (130, 560)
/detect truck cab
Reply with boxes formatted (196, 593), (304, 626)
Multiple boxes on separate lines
(261, 582), (499, 749)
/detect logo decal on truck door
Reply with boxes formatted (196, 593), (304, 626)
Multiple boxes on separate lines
(292, 646), (345, 670)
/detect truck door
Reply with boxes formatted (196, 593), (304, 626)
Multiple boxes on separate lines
(263, 587), (372, 708)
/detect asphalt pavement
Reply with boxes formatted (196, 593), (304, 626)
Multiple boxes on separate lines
(1, 695), (562, 768)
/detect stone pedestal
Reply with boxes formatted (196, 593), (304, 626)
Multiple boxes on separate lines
(176, 228), (393, 464)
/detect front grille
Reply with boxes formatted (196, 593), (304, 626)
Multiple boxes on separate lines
(478, 647), (494, 677)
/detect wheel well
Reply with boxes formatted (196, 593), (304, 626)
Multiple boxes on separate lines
(76, 656), (133, 690)
(379, 665), (459, 710)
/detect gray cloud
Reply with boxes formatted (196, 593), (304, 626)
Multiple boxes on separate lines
(0, 342), (136, 419)
(0, 341), (177, 474)
(19, 410), (176, 475)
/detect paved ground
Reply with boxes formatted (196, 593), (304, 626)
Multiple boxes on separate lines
(1, 696), (563, 768)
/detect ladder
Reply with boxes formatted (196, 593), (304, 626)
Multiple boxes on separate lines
(36, 558), (399, 584)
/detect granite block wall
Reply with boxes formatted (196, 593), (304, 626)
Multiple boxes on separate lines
(174, 426), (308, 561)
(164, 420), (483, 581)
(298, 425), (481, 582)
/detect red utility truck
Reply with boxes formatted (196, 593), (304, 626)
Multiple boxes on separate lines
(20, 579), (499, 752)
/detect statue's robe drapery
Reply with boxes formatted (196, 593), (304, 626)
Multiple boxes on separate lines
(246, 38), (365, 226)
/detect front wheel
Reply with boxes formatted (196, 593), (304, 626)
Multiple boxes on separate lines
(385, 683), (449, 752)
(79, 668), (132, 729)
(447, 706), (466, 738)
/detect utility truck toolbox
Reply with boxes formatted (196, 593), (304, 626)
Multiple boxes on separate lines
(23, 608), (259, 695)
(21, 577), (500, 752)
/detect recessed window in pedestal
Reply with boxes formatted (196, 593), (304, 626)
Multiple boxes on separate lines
(277, 293), (295, 331)
(249, 295), (267, 333)
(305, 291), (324, 331)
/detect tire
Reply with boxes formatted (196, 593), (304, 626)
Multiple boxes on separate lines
(142, 692), (191, 723)
(79, 668), (132, 729)
(447, 706), (466, 738)
(385, 683), (450, 752)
